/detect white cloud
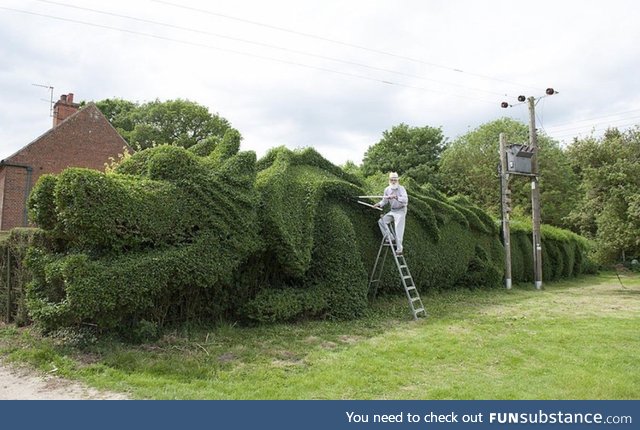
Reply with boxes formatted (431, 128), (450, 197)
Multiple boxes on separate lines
(1, 0), (640, 163)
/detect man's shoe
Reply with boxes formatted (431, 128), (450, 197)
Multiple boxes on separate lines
(396, 250), (403, 256)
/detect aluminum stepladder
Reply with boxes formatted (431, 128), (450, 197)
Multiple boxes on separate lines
(368, 222), (426, 320)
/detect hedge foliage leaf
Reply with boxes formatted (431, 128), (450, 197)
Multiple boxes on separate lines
(23, 145), (591, 333)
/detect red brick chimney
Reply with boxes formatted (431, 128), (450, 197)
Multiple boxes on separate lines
(52, 93), (80, 127)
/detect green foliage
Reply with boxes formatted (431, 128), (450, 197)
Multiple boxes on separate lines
(439, 118), (521, 214)
(508, 219), (592, 282)
(362, 123), (446, 185)
(246, 148), (505, 321)
(0, 228), (41, 325)
(566, 127), (640, 263)
(26, 144), (262, 333)
(210, 129), (242, 164)
(27, 174), (58, 231)
(439, 118), (580, 227)
(361, 172), (503, 295)
(50, 168), (189, 252)
(95, 98), (236, 150)
(537, 144), (580, 228)
(244, 202), (369, 322)
(23, 141), (591, 335)
(188, 135), (220, 157)
(1, 272), (636, 399)
(257, 146), (364, 187)
(340, 160), (364, 180)
(94, 98), (137, 138)
(255, 147), (362, 279)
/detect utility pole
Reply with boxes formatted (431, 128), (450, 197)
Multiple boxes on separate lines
(501, 88), (556, 290)
(499, 133), (512, 289)
(528, 97), (543, 290)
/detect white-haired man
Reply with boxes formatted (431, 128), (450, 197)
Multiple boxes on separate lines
(373, 172), (408, 255)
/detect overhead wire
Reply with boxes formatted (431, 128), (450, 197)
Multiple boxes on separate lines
(0, 6), (499, 105)
(546, 109), (640, 131)
(499, 92), (638, 141)
(554, 125), (639, 139)
(550, 121), (640, 141)
(12, 2), (639, 140)
(547, 114), (640, 134)
(151, 0), (543, 92)
(32, 0), (510, 98)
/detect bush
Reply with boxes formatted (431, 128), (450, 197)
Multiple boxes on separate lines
(0, 228), (41, 325)
(26, 145), (261, 333)
(23, 144), (593, 334)
(508, 220), (591, 282)
(248, 148), (504, 320)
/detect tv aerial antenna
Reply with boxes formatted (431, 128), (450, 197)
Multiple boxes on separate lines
(32, 83), (54, 117)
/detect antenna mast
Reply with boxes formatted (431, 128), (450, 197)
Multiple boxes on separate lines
(32, 83), (54, 117)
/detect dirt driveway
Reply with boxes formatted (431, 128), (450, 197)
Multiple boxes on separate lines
(0, 364), (128, 400)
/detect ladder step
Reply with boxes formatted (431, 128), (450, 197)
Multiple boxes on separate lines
(370, 236), (427, 320)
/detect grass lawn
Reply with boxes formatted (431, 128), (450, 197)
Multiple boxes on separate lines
(1, 271), (638, 399)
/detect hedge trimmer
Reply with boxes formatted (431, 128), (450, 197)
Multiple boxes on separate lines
(354, 195), (383, 211)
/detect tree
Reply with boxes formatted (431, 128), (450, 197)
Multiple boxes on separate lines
(361, 123), (446, 185)
(94, 98), (137, 140)
(536, 144), (581, 228)
(566, 127), (640, 262)
(95, 98), (236, 150)
(438, 118), (579, 227)
(340, 160), (364, 179)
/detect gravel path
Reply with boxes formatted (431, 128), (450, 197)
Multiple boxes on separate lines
(0, 364), (128, 400)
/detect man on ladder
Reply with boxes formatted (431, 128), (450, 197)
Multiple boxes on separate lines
(365, 172), (424, 319)
(373, 172), (408, 256)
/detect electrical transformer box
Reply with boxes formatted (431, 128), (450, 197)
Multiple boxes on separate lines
(506, 144), (535, 174)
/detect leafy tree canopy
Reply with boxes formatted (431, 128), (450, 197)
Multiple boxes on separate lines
(438, 118), (579, 227)
(95, 98), (236, 150)
(565, 127), (640, 262)
(361, 123), (446, 185)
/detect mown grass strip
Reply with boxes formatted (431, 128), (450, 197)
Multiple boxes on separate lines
(0, 271), (638, 399)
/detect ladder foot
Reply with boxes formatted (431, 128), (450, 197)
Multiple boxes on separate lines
(370, 235), (426, 320)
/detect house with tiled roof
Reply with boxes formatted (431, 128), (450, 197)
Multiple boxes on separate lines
(0, 93), (130, 230)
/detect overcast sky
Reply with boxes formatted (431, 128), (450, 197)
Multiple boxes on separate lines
(1, 0), (639, 165)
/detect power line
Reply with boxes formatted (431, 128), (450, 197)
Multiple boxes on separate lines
(546, 109), (640, 131)
(550, 122), (640, 140)
(0, 6), (498, 105)
(33, 0), (509, 98)
(152, 0), (543, 92)
(547, 114), (640, 134)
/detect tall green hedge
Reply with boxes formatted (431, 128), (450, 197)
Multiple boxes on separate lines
(22, 144), (593, 333)
(509, 220), (593, 282)
(26, 144), (262, 333)
(242, 147), (503, 321)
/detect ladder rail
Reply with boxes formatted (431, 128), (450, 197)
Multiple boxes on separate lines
(368, 221), (427, 320)
(368, 236), (390, 298)
(396, 255), (426, 319)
